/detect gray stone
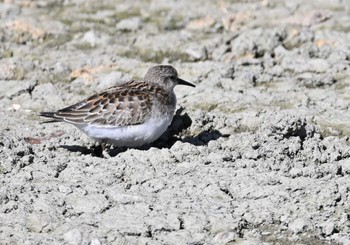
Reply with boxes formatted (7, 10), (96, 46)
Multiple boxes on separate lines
(66, 194), (109, 213)
(63, 229), (82, 245)
(289, 218), (313, 234)
(116, 17), (143, 31)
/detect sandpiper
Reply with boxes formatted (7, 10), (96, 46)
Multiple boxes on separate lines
(40, 65), (195, 147)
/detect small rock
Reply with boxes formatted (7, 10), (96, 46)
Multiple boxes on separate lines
(26, 213), (49, 233)
(53, 61), (70, 74)
(90, 238), (101, 245)
(10, 103), (21, 111)
(289, 168), (302, 178)
(185, 45), (208, 61)
(322, 221), (336, 236)
(63, 229), (82, 245)
(213, 231), (236, 243)
(116, 17), (142, 31)
(66, 194), (109, 213)
(58, 185), (73, 194)
(186, 16), (215, 30)
(269, 65), (284, 76)
(107, 190), (143, 204)
(307, 59), (329, 73)
(0, 63), (16, 80)
(80, 30), (109, 47)
(289, 218), (312, 234)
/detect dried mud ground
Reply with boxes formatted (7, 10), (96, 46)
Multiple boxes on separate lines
(1, 0), (350, 244)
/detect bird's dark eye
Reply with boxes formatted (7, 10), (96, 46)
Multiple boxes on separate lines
(169, 76), (176, 80)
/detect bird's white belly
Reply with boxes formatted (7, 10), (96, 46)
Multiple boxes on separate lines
(78, 116), (173, 147)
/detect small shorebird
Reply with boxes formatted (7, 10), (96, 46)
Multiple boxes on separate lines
(40, 65), (195, 147)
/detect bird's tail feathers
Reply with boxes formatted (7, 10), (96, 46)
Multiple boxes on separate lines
(40, 112), (55, 118)
(39, 112), (61, 123)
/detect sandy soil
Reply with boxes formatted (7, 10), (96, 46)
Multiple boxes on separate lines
(1, 0), (350, 244)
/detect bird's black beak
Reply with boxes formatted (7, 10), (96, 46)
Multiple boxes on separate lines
(176, 78), (196, 87)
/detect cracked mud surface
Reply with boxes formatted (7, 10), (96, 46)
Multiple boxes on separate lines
(1, 0), (350, 244)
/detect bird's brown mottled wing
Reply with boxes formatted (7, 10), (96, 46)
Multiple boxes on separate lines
(51, 83), (152, 126)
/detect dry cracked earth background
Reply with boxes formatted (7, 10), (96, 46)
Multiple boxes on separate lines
(1, 0), (350, 244)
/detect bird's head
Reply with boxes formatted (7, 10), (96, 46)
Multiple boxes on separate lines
(143, 65), (195, 91)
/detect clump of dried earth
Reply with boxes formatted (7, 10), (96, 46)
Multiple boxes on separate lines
(1, 0), (350, 244)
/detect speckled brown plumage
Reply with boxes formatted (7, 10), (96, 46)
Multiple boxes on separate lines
(40, 65), (195, 146)
(49, 81), (160, 126)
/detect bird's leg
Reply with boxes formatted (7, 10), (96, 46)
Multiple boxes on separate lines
(93, 140), (110, 158)
(101, 141), (111, 158)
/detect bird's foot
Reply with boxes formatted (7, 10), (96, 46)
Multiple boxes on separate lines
(93, 141), (112, 158)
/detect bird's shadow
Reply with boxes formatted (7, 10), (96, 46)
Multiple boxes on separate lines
(59, 108), (227, 157)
